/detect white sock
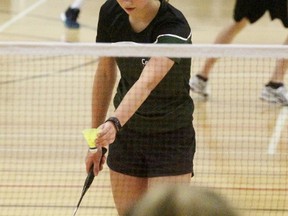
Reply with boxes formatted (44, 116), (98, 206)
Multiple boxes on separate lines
(70, 0), (85, 9)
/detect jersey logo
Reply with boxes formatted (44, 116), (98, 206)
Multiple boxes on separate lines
(141, 58), (149, 66)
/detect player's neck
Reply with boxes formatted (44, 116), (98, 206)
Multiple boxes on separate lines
(129, 0), (160, 33)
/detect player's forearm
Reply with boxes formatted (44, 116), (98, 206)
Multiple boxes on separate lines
(113, 57), (174, 127)
(92, 59), (117, 128)
(113, 80), (152, 126)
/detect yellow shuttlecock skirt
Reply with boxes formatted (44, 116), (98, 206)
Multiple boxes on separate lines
(82, 128), (101, 149)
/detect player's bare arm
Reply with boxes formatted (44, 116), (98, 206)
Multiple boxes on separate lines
(92, 57), (117, 128)
(96, 57), (174, 147)
(114, 57), (174, 125)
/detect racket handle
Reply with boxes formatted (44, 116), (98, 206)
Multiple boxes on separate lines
(73, 148), (107, 216)
(86, 147), (107, 188)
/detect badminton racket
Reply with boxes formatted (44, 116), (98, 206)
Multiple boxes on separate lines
(72, 147), (107, 216)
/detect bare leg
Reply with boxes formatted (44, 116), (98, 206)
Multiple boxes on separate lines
(70, 0), (85, 9)
(200, 18), (249, 79)
(269, 35), (288, 83)
(110, 170), (148, 216)
(148, 173), (191, 188)
(260, 35), (288, 105)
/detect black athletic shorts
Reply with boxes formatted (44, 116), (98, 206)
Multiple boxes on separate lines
(233, 0), (288, 27)
(107, 126), (196, 178)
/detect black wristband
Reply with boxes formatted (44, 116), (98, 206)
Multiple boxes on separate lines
(105, 117), (122, 132)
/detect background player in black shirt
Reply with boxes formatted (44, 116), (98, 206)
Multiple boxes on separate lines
(85, 0), (195, 215)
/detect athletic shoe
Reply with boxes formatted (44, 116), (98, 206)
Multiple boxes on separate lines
(189, 75), (209, 97)
(61, 7), (80, 29)
(260, 85), (288, 105)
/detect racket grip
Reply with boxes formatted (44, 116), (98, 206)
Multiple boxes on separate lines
(88, 147), (107, 178)
(101, 147), (108, 156)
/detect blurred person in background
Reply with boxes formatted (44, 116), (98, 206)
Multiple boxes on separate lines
(190, 0), (288, 105)
(61, 0), (85, 28)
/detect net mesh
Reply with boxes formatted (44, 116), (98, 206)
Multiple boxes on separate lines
(0, 42), (287, 216)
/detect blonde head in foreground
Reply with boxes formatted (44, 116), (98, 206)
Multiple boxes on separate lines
(126, 185), (239, 216)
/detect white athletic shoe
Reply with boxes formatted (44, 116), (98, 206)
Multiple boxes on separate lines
(260, 85), (288, 106)
(189, 75), (209, 97)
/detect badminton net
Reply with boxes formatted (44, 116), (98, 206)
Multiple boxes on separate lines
(0, 42), (287, 216)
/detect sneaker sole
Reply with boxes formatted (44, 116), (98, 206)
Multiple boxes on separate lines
(260, 95), (288, 106)
(190, 87), (208, 97)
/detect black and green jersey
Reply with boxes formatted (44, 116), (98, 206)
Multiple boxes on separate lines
(96, 0), (194, 133)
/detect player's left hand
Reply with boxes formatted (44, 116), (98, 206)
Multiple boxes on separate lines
(95, 122), (117, 147)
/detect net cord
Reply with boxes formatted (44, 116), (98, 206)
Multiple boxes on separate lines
(0, 42), (287, 58)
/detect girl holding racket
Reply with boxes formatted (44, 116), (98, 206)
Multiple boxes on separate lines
(85, 0), (196, 215)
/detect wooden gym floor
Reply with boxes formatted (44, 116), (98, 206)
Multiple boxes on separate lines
(0, 0), (287, 216)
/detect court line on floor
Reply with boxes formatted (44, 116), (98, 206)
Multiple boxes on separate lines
(0, 59), (97, 85)
(0, 0), (47, 32)
(267, 107), (288, 155)
(0, 204), (115, 210)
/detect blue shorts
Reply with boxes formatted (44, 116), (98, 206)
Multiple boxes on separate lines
(233, 0), (288, 27)
(107, 126), (196, 178)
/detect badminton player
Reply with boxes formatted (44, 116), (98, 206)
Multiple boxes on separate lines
(190, 0), (288, 105)
(85, 0), (196, 215)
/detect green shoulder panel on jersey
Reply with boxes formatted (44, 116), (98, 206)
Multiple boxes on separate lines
(155, 33), (192, 63)
(155, 33), (192, 44)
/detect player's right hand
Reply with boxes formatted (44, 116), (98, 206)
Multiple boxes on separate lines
(85, 148), (106, 176)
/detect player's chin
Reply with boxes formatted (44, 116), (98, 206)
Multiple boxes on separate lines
(124, 8), (136, 14)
